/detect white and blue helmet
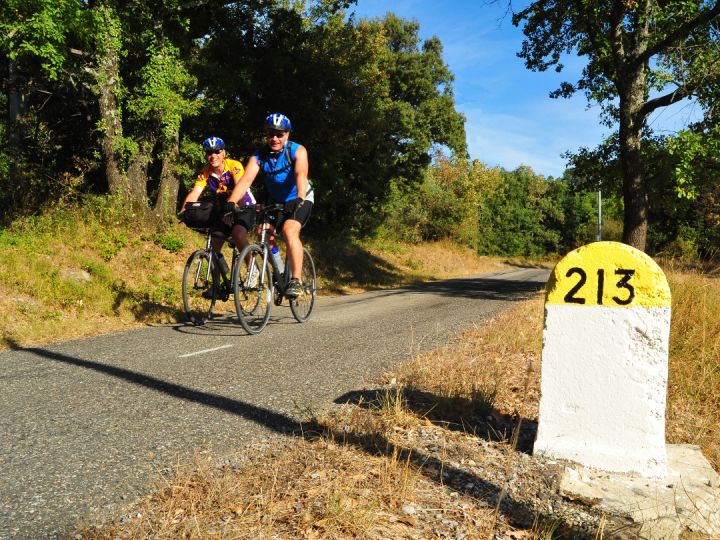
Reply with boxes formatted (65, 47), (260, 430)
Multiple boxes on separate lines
(265, 113), (292, 131)
(203, 136), (225, 151)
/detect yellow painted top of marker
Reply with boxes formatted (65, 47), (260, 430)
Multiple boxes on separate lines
(545, 241), (671, 307)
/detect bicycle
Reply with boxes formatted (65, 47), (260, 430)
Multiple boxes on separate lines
(181, 228), (239, 325)
(233, 203), (316, 335)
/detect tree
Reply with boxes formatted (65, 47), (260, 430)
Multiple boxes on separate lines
(566, 133), (715, 256)
(191, 7), (466, 232)
(477, 166), (564, 256)
(513, 0), (720, 250)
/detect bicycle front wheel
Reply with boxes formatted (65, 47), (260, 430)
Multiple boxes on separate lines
(289, 247), (316, 323)
(182, 249), (216, 325)
(233, 244), (272, 334)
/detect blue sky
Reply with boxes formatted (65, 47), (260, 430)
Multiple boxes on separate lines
(349, 0), (702, 178)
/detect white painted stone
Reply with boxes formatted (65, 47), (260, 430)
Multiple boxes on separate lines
(535, 304), (670, 477)
(534, 241), (673, 478)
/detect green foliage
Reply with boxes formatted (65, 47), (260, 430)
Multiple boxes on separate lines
(477, 166), (565, 257)
(0, 0), (82, 80)
(378, 156), (496, 247)
(152, 232), (184, 253)
(513, 0), (720, 249)
(126, 43), (199, 142)
(668, 125), (720, 200)
(566, 133), (720, 259)
(97, 232), (128, 260)
(513, 1), (719, 122)
(190, 7), (466, 233)
(378, 158), (600, 257)
(84, 259), (113, 283)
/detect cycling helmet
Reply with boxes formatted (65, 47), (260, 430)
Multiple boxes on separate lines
(265, 113), (292, 131)
(203, 136), (225, 151)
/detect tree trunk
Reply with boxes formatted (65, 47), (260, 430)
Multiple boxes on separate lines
(95, 14), (125, 197)
(153, 130), (181, 220)
(7, 61), (23, 149)
(7, 60), (25, 195)
(126, 146), (151, 211)
(618, 67), (649, 252)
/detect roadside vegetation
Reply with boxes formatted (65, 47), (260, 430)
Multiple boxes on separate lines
(77, 263), (720, 539)
(0, 193), (514, 350)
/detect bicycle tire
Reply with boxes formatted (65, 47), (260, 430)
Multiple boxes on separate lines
(289, 247), (316, 323)
(182, 249), (216, 325)
(233, 244), (272, 334)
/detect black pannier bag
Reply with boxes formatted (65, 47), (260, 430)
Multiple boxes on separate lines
(183, 201), (216, 228)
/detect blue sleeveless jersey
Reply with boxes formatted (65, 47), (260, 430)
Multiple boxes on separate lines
(254, 141), (313, 203)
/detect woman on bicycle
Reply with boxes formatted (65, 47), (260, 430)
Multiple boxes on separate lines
(225, 114), (313, 298)
(182, 136), (256, 283)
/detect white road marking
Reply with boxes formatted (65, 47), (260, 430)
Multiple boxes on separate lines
(179, 344), (234, 358)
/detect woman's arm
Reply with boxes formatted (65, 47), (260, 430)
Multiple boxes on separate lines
(182, 184), (205, 208)
(227, 157), (260, 205)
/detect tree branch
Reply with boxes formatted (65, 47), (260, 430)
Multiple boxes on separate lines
(639, 86), (689, 117)
(635, 1), (720, 67)
(609, 0), (627, 80)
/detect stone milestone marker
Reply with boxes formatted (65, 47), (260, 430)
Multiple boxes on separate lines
(534, 241), (671, 478)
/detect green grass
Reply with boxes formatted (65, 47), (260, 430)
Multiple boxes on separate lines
(0, 196), (510, 349)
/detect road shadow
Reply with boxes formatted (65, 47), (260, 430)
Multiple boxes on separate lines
(400, 273), (548, 301)
(6, 340), (613, 536)
(326, 273), (548, 306)
(334, 387), (538, 455)
(170, 310), (298, 337)
(309, 239), (405, 292)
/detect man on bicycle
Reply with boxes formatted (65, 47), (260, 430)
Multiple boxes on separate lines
(181, 136), (256, 289)
(225, 114), (313, 298)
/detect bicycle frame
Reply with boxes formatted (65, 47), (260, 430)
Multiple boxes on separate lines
(196, 230), (239, 299)
(254, 204), (290, 293)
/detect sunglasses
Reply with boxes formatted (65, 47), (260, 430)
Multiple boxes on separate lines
(266, 131), (287, 139)
(205, 149), (223, 156)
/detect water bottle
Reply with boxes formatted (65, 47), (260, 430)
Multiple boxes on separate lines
(270, 246), (284, 277)
(215, 252), (230, 276)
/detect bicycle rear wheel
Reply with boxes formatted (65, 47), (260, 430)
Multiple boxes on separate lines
(289, 247), (316, 323)
(233, 244), (272, 334)
(182, 250), (216, 325)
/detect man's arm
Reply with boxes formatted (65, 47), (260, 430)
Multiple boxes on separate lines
(293, 145), (309, 200)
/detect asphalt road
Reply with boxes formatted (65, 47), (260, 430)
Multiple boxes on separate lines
(0, 267), (548, 539)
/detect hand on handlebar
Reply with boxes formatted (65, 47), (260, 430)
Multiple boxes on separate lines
(222, 201), (236, 225)
(284, 198), (304, 214)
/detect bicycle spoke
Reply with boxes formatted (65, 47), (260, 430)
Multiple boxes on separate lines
(233, 245), (272, 334)
(289, 247), (316, 323)
(182, 250), (215, 325)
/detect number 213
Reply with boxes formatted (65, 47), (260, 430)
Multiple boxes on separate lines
(563, 267), (635, 305)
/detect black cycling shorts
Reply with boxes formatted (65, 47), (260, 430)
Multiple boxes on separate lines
(270, 200), (313, 229)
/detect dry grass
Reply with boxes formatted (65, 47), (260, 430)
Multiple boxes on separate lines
(386, 296), (544, 426)
(0, 218), (200, 349)
(666, 268), (720, 470)
(76, 263), (720, 539)
(370, 238), (514, 281)
(80, 424), (507, 539)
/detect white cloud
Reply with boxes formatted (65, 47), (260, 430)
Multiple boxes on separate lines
(462, 96), (610, 177)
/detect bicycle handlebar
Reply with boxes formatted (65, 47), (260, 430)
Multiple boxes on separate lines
(254, 203), (286, 221)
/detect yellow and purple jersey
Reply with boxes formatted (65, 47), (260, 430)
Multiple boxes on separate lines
(195, 158), (255, 204)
